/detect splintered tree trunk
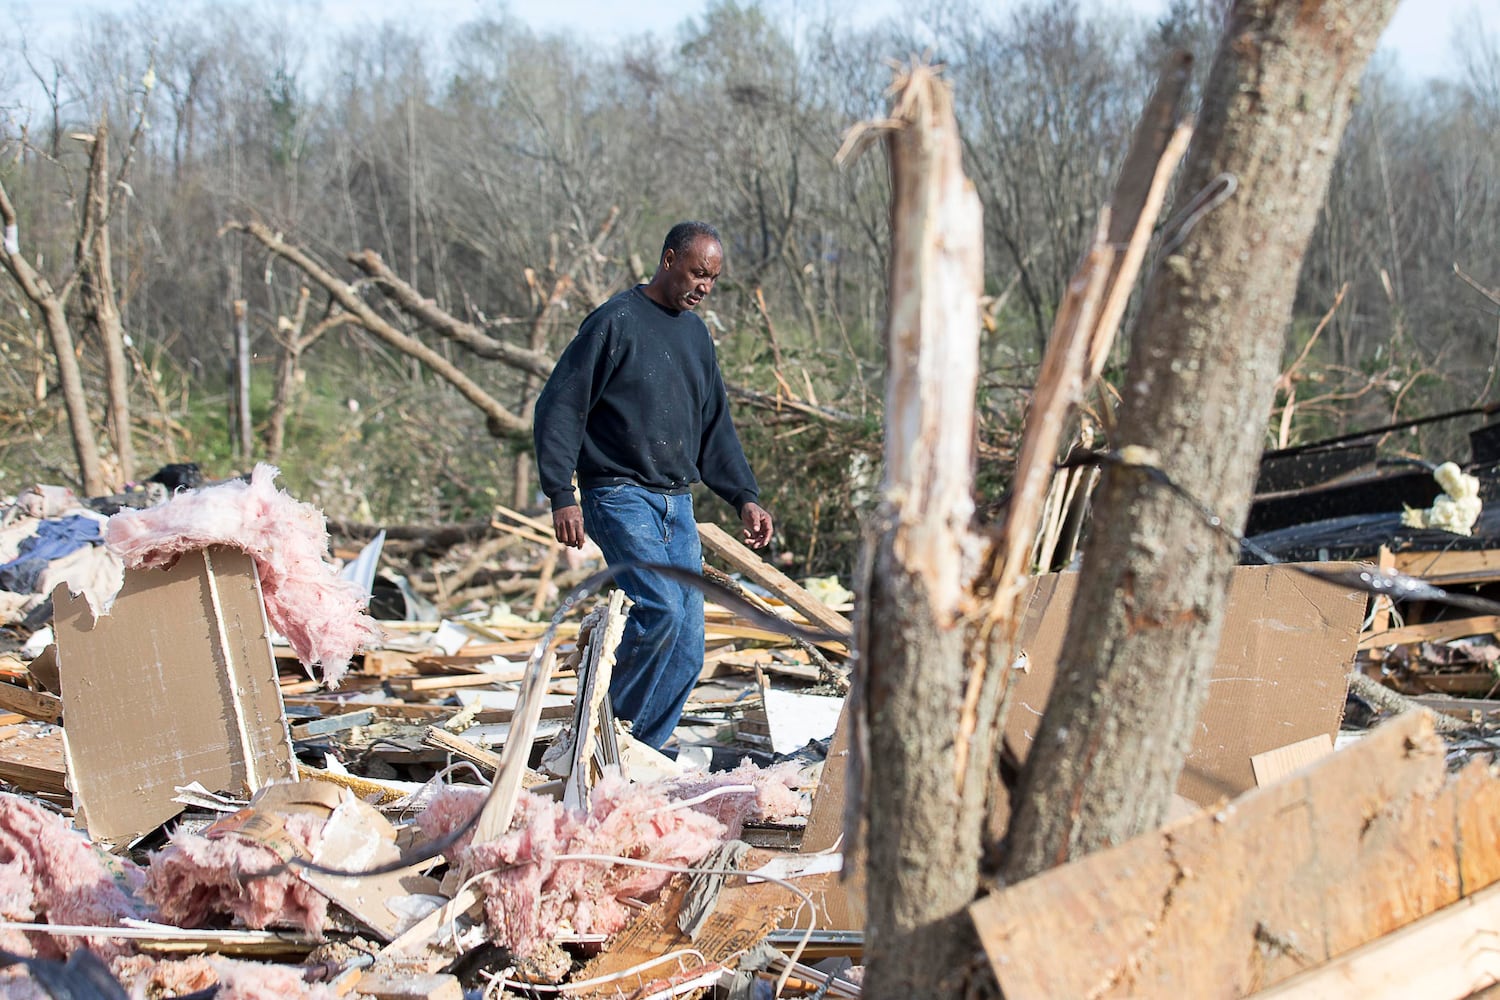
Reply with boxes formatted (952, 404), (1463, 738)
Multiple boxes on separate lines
(82, 120), (136, 485)
(1002, 0), (1398, 883)
(856, 66), (995, 999)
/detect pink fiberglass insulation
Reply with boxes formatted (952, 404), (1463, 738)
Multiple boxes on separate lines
(142, 813), (328, 936)
(659, 760), (808, 837)
(104, 463), (383, 686)
(111, 954), (341, 1000)
(416, 772), (755, 957)
(0, 793), (142, 961)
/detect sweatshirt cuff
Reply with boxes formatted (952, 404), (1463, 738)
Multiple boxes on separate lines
(549, 490), (578, 511)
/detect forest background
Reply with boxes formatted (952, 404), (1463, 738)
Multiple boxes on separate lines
(1, 0), (1496, 582)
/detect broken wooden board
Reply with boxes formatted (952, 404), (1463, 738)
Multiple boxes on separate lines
(0, 682), (63, 724)
(1008, 564), (1364, 804)
(970, 713), (1500, 999)
(572, 870), (797, 997)
(697, 521), (853, 639)
(53, 546), (297, 847)
(0, 722), (67, 797)
(1360, 613), (1500, 649)
(1249, 879), (1500, 998)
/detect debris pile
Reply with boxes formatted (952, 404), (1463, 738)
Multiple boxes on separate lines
(0, 467), (857, 997)
(3, 422), (1500, 995)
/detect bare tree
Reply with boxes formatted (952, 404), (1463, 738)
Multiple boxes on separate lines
(1002, 0), (1399, 882)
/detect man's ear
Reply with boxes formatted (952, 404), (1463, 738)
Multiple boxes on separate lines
(661, 249), (675, 270)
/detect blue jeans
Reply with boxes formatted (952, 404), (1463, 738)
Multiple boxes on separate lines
(580, 483), (704, 749)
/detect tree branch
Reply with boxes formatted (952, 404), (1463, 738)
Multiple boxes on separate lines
(222, 221), (531, 438)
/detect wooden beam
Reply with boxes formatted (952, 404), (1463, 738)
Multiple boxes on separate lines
(1360, 614), (1500, 649)
(697, 521), (852, 639)
(970, 713), (1500, 998)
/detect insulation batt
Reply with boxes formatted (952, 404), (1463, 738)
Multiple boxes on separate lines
(1402, 461), (1483, 536)
(0, 793), (142, 962)
(141, 813), (328, 936)
(104, 463), (383, 686)
(110, 954), (342, 1000)
(415, 764), (806, 957)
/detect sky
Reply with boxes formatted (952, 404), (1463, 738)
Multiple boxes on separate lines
(4, 0), (1493, 86)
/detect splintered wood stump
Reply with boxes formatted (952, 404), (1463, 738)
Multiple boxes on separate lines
(971, 713), (1500, 998)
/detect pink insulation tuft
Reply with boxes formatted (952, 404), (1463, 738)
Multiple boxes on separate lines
(660, 760), (809, 836)
(416, 772), (736, 957)
(141, 813), (328, 936)
(0, 793), (142, 961)
(104, 464), (383, 686)
(111, 954), (342, 999)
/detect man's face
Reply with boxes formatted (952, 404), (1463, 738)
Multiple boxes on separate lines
(661, 237), (722, 311)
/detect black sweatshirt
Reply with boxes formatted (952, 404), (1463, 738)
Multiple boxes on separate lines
(533, 285), (760, 513)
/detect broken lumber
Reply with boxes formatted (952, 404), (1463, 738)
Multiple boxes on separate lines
(970, 712), (1500, 998)
(422, 726), (503, 774)
(0, 723), (67, 797)
(696, 521), (852, 639)
(0, 682), (62, 724)
(1359, 613), (1500, 649)
(1250, 879), (1500, 998)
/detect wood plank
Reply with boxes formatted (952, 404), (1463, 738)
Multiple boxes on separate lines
(1367, 546), (1395, 634)
(1390, 548), (1500, 585)
(1249, 734), (1332, 788)
(1360, 614), (1500, 649)
(697, 521), (852, 639)
(422, 726), (502, 775)
(282, 697), (574, 725)
(387, 670), (526, 692)
(1411, 694), (1500, 724)
(0, 681), (63, 724)
(970, 713), (1500, 999)
(0, 723), (67, 796)
(289, 709), (375, 739)
(705, 622), (847, 654)
(1251, 880), (1500, 999)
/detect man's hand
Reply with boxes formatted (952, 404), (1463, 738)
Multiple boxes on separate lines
(740, 502), (773, 549)
(553, 506), (586, 549)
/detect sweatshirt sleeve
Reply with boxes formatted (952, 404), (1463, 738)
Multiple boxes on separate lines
(533, 317), (612, 511)
(697, 363), (760, 513)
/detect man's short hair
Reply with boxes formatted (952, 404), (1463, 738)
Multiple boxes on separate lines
(661, 221), (721, 262)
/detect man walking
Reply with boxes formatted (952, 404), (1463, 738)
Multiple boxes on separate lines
(533, 221), (773, 750)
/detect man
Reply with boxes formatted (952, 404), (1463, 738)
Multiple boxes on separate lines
(533, 221), (774, 749)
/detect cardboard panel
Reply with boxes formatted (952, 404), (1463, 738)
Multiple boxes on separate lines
(55, 546), (296, 846)
(1006, 563), (1365, 805)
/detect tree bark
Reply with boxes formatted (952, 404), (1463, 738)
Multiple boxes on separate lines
(1002, 0), (1399, 884)
(81, 120), (136, 485)
(853, 65), (996, 1000)
(0, 176), (106, 497)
